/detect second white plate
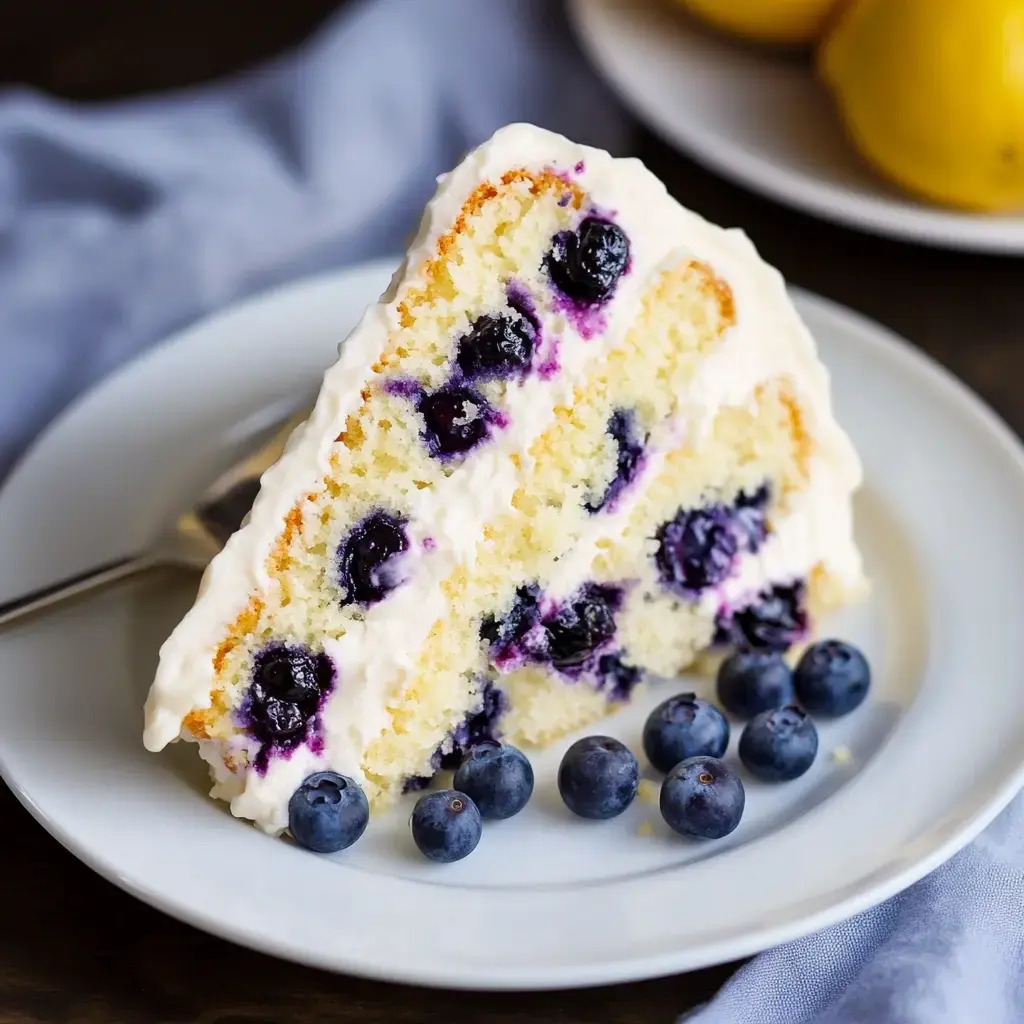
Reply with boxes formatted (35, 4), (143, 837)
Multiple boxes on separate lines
(570, 0), (1024, 253)
(0, 261), (1023, 988)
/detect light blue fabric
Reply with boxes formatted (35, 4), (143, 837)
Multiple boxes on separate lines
(685, 795), (1024, 1024)
(0, 0), (627, 480)
(2, 2), (1019, 1020)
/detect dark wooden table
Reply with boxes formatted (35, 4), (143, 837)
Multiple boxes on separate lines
(2, 3), (1023, 1022)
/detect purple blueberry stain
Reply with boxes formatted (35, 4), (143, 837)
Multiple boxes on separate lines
(586, 409), (646, 514)
(382, 376), (422, 401)
(242, 644), (335, 774)
(337, 510), (409, 607)
(596, 653), (643, 702)
(574, 160), (585, 174)
(558, 192), (573, 208)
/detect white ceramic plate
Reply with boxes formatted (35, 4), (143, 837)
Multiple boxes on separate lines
(570, 0), (1024, 253)
(1, 259), (1023, 990)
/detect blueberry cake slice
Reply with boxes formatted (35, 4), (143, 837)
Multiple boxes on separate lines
(144, 124), (865, 833)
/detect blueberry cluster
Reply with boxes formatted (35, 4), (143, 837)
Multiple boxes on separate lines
(244, 645), (334, 770)
(285, 635), (870, 859)
(655, 486), (771, 597)
(480, 581), (640, 699)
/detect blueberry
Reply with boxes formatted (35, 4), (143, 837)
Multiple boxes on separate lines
(437, 681), (509, 770)
(660, 756), (745, 839)
(733, 484), (770, 553)
(586, 410), (645, 513)
(794, 639), (871, 716)
(246, 645), (332, 750)
(716, 650), (795, 718)
(453, 741), (534, 819)
(547, 217), (630, 303)
(419, 385), (492, 457)
(288, 772), (369, 854)
(642, 693), (730, 773)
(739, 706), (818, 781)
(656, 505), (738, 594)
(597, 652), (643, 702)
(557, 735), (639, 819)
(480, 585), (542, 660)
(410, 790), (482, 863)
(456, 312), (536, 380)
(337, 511), (408, 606)
(724, 583), (807, 651)
(545, 584), (619, 671)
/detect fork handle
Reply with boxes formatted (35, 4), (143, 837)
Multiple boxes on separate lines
(0, 555), (158, 629)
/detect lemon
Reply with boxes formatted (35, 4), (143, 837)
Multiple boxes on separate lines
(672, 0), (844, 46)
(819, 0), (1024, 211)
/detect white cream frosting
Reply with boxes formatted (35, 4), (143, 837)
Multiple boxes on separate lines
(143, 124), (863, 832)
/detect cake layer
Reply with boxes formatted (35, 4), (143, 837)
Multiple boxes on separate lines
(143, 124), (864, 834)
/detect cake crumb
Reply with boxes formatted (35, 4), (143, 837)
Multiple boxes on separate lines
(637, 819), (656, 838)
(831, 745), (854, 766)
(638, 778), (660, 806)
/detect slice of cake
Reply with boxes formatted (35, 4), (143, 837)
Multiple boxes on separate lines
(143, 124), (865, 834)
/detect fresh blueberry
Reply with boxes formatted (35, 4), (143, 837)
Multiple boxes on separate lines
(739, 706), (818, 781)
(337, 511), (408, 606)
(596, 652), (643, 702)
(437, 681), (509, 770)
(453, 741), (534, 819)
(419, 385), (492, 457)
(656, 505), (738, 594)
(288, 772), (369, 854)
(456, 312), (536, 380)
(716, 650), (795, 718)
(586, 410), (645, 513)
(660, 756), (745, 839)
(723, 583), (807, 652)
(557, 735), (639, 819)
(642, 693), (730, 774)
(544, 584), (619, 671)
(410, 790), (483, 863)
(794, 639), (871, 716)
(547, 217), (630, 303)
(246, 645), (332, 750)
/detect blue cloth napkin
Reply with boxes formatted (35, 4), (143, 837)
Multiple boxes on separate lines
(2, 1), (1019, 1020)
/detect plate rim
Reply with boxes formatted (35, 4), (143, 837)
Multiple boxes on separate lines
(569, 0), (1024, 255)
(1, 264), (1024, 989)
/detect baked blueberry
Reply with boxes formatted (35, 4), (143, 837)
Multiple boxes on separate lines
(419, 385), (493, 457)
(597, 652), (643, 702)
(733, 484), (770, 552)
(547, 217), (630, 303)
(716, 650), (795, 718)
(288, 771), (369, 853)
(557, 735), (639, 819)
(337, 511), (408, 606)
(410, 790), (482, 863)
(453, 741), (534, 819)
(660, 756), (745, 839)
(656, 505), (738, 594)
(642, 693), (730, 773)
(438, 681), (508, 770)
(246, 645), (332, 752)
(586, 410), (645, 513)
(456, 312), (536, 380)
(544, 584), (619, 671)
(726, 583), (807, 651)
(480, 585), (542, 660)
(739, 706), (818, 781)
(794, 639), (871, 716)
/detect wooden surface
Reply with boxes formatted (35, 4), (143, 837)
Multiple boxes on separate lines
(2, 2), (1023, 1022)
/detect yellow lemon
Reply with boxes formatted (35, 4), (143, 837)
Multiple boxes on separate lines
(819, 0), (1024, 211)
(672, 0), (844, 46)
